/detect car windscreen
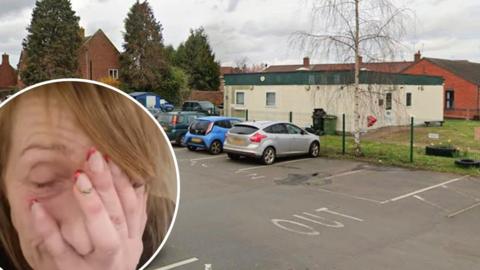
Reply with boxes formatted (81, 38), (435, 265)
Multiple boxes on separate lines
(198, 101), (214, 108)
(157, 114), (174, 123)
(190, 119), (210, 131)
(229, 125), (259, 135)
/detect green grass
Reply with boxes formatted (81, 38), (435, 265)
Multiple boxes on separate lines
(366, 119), (480, 152)
(320, 133), (480, 176)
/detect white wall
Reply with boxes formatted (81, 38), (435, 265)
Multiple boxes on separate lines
(224, 84), (444, 133)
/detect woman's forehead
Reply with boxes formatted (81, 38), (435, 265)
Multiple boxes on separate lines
(10, 92), (92, 156)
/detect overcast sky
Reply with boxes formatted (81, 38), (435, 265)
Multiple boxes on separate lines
(1, 0), (480, 68)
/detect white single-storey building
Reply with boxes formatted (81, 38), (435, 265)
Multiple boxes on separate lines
(223, 70), (444, 133)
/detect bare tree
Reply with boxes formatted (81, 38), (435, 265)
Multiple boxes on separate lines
(292, 0), (412, 156)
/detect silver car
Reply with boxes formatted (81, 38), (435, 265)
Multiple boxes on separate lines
(224, 121), (320, 165)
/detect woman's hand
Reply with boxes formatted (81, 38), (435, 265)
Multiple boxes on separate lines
(31, 148), (147, 270)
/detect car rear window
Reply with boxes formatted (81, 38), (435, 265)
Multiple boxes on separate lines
(190, 119), (210, 131)
(230, 125), (259, 135)
(157, 114), (174, 123)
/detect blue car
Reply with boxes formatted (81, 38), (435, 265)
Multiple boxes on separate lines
(185, 116), (242, 154)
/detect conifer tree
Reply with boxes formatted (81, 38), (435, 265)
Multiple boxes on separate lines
(176, 28), (220, 91)
(21, 0), (82, 86)
(120, 0), (168, 92)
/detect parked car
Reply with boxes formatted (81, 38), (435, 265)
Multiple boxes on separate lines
(224, 121), (320, 165)
(130, 92), (174, 112)
(184, 116), (242, 154)
(182, 100), (220, 115)
(157, 111), (206, 145)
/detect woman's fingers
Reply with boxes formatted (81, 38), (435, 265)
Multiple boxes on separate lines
(73, 171), (121, 257)
(109, 159), (143, 238)
(84, 148), (128, 237)
(31, 201), (85, 269)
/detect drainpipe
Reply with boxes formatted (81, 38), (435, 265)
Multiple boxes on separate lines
(477, 85), (480, 120)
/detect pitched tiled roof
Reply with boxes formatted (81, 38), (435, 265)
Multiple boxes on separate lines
(424, 58), (480, 86)
(264, 61), (413, 74)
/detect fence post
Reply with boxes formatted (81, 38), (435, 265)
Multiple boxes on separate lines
(289, 111), (293, 123)
(245, 109), (249, 121)
(342, 113), (346, 155)
(410, 116), (414, 163)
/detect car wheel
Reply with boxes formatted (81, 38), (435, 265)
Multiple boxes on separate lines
(209, 140), (223, 155)
(176, 134), (186, 146)
(227, 153), (240, 160)
(187, 145), (197, 151)
(261, 147), (276, 165)
(309, 141), (320, 157)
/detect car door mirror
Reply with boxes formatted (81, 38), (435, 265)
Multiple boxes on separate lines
(300, 130), (306, 135)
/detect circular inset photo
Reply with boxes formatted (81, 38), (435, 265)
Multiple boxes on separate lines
(0, 79), (179, 270)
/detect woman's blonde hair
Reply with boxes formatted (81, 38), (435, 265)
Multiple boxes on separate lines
(0, 81), (177, 269)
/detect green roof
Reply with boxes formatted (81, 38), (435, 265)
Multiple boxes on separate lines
(224, 70), (443, 86)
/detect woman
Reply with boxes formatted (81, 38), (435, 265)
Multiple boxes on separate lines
(0, 80), (177, 270)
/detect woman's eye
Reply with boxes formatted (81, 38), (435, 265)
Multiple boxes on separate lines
(33, 180), (58, 189)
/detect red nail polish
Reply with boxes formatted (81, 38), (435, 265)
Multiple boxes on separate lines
(86, 147), (96, 161)
(104, 154), (110, 162)
(73, 169), (83, 182)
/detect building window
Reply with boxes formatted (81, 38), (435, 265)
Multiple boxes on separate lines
(445, 90), (454, 109)
(235, 91), (245, 105)
(109, 69), (119, 79)
(406, 93), (412, 107)
(266, 92), (276, 106)
(386, 93), (392, 110)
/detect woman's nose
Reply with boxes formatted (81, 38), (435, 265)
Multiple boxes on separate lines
(43, 191), (94, 256)
(60, 217), (94, 256)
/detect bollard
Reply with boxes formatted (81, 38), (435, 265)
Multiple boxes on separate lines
(410, 116), (414, 163)
(245, 109), (249, 121)
(342, 114), (346, 155)
(289, 111), (293, 123)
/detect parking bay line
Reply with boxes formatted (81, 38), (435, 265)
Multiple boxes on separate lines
(381, 175), (470, 204)
(153, 257), (199, 270)
(235, 158), (312, 173)
(447, 201), (480, 218)
(190, 155), (226, 162)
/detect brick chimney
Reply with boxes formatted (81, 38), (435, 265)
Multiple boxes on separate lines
(2, 53), (9, 66)
(303, 57), (310, 67)
(414, 51), (421, 62)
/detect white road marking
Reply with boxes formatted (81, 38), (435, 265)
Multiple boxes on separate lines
(316, 207), (364, 222)
(442, 185), (480, 201)
(382, 176), (470, 203)
(191, 155), (226, 162)
(413, 195), (448, 211)
(317, 188), (384, 204)
(201, 163), (208, 168)
(154, 257), (199, 270)
(235, 158), (312, 173)
(447, 201), (480, 218)
(293, 213), (344, 228)
(251, 176), (266, 180)
(271, 219), (320, 235)
(323, 169), (366, 180)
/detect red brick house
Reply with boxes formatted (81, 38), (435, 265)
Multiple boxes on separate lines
(0, 53), (17, 96)
(264, 57), (413, 73)
(18, 28), (120, 87)
(403, 53), (480, 119)
(78, 29), (120, 81)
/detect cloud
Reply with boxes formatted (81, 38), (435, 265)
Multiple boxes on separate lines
(226, 0), (240, 12)
(0, 0), (35, 19)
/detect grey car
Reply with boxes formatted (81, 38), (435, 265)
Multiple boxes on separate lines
(223, 121), (320, 165)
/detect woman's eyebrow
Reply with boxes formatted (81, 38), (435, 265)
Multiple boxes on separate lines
(21, 143), (68, 157)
